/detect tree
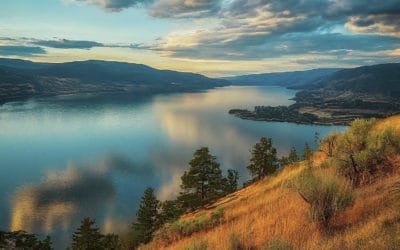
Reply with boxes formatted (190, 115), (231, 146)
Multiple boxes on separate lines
(302, 143), (313, 161)
(247, 137), (278, 180)
(132, 187), (160, 246)
(288, 146), (299, 163)
(71, 218), (103, 250)
(179, 147), (225, 210)
(158, 200), (182, 224)
(102, 234), (121, 250)
(0, 231), (52, 250)
(279, 156), (290, 167)
(224, 169), (239, 194)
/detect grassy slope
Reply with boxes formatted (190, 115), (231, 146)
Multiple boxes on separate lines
(142, 116), (400, 250)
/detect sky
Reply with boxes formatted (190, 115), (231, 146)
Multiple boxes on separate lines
(0, 0), (399, 76)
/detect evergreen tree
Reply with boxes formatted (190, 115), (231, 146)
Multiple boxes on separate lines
(288, 146), (299, 163)
(158, 200), (182, 224)
(247, 137), (278, 180)
(132, 187), (160, 246)
(303, 143), (313, 160)
(0, 231), (52, 250)
(279, 156), (290, 167)
(224, 169), (239, 194)
(179, 147), (224, 210)
(102, 234), (121, 250)
(71, 218), (103, 250)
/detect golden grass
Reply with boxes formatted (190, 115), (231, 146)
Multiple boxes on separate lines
(374, 115), (400, 133)
(141, 116), (400, 250)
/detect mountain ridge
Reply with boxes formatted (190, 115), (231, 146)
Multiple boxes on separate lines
(0, 58), (228, 104)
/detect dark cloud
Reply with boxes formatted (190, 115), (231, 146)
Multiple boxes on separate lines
(0, 46), (46, 56)
(33, 38), (104, 49)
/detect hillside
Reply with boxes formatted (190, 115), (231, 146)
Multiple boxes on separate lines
(230, 63), (400, 125)
(142, 116), (400, 250)
(223, 68), (340, 87)
(0, 58), (228, 104)
(307, 63), (400, 97)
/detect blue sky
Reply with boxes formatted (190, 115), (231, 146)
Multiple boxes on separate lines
(0, 0), (399, 76)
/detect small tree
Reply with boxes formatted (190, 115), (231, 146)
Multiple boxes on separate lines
(72, 218), (103, 250)
(224, 169), (239, 194)
(179, 147), (225, 210)
(132, 187), (160, 246)
(288, 146), (299, 164)
(247, 137), (278, 180)
(302, 143), (313, 161)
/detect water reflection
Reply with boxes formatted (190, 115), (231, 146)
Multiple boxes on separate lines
(0, 86), (346, 248)
(10, 155), (150, 247)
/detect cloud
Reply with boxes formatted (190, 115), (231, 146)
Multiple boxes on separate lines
(0, 46), (46, 56)
(10, 154), (148, 235)
(345, 14), (400, 37)
(67, 0), (151, 12)
(157, 28), (400, 60)
(33, 38), (104, 49)
(149, 0), (221, 18)
(140, 0), (400, 65)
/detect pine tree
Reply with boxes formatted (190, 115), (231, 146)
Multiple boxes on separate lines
(288, 146), (299, 163)
(132, 187), (160, 246)
(102, 234), (121, 250)
(158, 200), (182, 224)
(71, 218), (103, 250)
(247, 137), (278, 180)
(179, 147), (224, 210)
(224, 169), (239, 194)
(303, 143), (313, 160)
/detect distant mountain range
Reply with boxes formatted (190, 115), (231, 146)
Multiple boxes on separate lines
(1, 58), (399, 106)
(229, 63), (400, 125)
(223, 68), (342, 87)
(0, 58), (228, 104)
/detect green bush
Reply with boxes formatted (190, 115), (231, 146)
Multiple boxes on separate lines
(185, 240), (208, 250)
(321, 118), (400, 185)
(263, 238), (293, 250)
(153, 207), (225, 244)
(292, 169), (354, 230)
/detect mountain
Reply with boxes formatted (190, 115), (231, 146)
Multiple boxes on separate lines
(0, 58), (228, 104)
(223, 68), (341, 87)
(305, 63), (400, 97)
(229, 63), (400, 125)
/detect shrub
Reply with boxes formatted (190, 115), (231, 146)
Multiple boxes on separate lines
(185, 240), (208, 250)
(210, 206), (225, 225)
(323, 118), (400, 185)
(153, 207), (225, 245)
(292, 169), (354, 230)
(263, 238), (293, 250)
(229, 233), (245, 250)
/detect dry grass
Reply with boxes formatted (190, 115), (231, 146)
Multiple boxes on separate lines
(141, 116), (400, 250)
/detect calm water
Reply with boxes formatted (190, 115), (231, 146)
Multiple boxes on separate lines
(0, 86), (346, 247)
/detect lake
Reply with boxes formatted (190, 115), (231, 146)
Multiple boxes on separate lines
(0, 86), (346, 247)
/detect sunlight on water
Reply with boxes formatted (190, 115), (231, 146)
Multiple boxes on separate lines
(0, 86), (346, 247)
